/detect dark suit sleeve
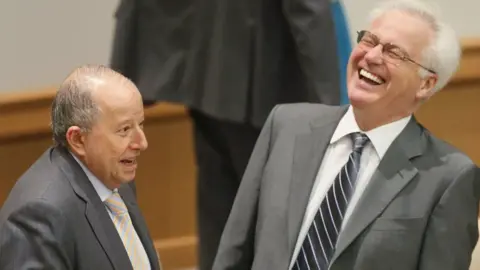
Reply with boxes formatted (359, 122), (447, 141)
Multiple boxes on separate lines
(282, 0), (340, 104)
(418, 164), (479, 270)
(109, 0), (137, 79)
(0, 200), (72, 269)
(212, 105), (279, 270)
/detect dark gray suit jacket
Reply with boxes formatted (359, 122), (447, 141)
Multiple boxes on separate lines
(213, 103), (479, 270)
(109, 0), (340, 128)
(0, 146), (161, 270)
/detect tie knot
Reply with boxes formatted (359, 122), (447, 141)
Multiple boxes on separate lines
(351, 132), (369, 152)
(104, 191), (128, 216)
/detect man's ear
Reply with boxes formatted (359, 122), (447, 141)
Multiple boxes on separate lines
(66, 126), (86, 156)
(416, 74), (438, 101)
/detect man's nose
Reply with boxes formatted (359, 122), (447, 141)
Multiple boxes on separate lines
(364, 44), (385, 64)
(131, 128), (148, 151)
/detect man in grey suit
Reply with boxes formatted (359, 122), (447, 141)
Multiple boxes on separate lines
(0, 65), (161, 270)
(213, 0), (480, 269)
(109, 0), (341, 269)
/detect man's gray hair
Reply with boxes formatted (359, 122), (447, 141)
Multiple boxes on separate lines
(369, 0), (462, 92)
(51, 64), (128, 147)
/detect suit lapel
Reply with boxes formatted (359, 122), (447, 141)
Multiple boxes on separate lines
(54, 147), (133, 270)
(330, 118), (425, 264)
(119, 186), (161, 270)
(287, 106), (348, 254)
(84, 198), (134, 270)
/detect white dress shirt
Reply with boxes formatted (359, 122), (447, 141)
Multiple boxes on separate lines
(289, 106), (411, 269)
(70, 153), (151, 269)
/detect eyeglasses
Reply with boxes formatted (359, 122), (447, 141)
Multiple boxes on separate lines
(356, 30), (436, 74)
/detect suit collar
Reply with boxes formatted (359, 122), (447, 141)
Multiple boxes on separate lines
(331, 106), (412, 159)
(331, 117), (425, 265)
(69, 151), (113, 202)
(51, 147), (138, 270)
(393, 116), (425, 159)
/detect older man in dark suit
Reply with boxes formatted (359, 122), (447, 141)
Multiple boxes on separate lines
(213, 0), (480, 269)
(0, 65), (161, 270)
(109, 1), (341, 268)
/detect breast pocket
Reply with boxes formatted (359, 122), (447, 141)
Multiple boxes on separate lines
(370, 217), (424, 231)
(355, 217), (425, 270)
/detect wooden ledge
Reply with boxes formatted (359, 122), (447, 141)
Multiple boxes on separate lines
(0, 86), (188, 141)
(0, 87), (187, 118)
(462, 38), (480, 51)
(154, 236), (197, 269)
(452, 38), (480, 84)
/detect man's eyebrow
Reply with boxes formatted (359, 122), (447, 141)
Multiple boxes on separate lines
(386, 42), (410, 56)
(367, 31), (381, 42)
(116, 119), (133, 126)
(386, 43), (403, 50)
(370, 32), (409, 56)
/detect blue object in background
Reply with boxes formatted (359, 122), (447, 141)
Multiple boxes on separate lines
(331, 0), (352, 105)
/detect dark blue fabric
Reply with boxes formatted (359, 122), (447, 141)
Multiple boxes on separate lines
(331, 1), (352, 105)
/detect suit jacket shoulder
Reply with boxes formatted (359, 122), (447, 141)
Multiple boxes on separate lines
(417, 126), (478, 195)
(0, 148), (74, 222)
(0, 148), (79, 269)
(423, 128), (475, 168)
(271, 103), (347, 133)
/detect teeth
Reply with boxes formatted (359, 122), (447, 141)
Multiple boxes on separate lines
(360, 69), (384, 84)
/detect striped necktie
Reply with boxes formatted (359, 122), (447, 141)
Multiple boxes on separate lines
(105, 191), (151, 269)
(294, 132), (369, 269)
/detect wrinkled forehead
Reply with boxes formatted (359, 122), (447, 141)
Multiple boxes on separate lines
(368, 10), (433, 58)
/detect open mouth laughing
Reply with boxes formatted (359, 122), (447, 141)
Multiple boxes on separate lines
(358, 68), (385, 85)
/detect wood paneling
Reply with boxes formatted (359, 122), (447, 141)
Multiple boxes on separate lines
(0, 39), (478, 269)
(155, 236), (198, 269)
(416, 38), (480, 165)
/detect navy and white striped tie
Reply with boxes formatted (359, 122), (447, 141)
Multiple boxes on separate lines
(294, 132), (369, 270)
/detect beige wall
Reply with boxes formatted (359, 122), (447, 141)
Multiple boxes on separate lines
(0, 0), (479, 93)
(0, 0), (118, 92)
(342, 0), (480, 41)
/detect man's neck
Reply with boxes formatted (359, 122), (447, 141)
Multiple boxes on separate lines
(352, 106), (412, 131)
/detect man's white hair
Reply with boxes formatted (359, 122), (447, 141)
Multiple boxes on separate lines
(368, 0), (461, 92)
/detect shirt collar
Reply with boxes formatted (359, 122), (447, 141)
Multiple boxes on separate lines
(331, 106), (411, 159)
(70, 152), (114, 202)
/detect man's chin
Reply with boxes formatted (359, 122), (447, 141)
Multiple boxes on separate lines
(121, 175), (135, 183)
(348, 91), (380, 109)
(113, 173), (136, 187)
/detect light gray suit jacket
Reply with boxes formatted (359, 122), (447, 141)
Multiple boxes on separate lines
(0, 146), (161, 270)
(213, 103), (479, 270)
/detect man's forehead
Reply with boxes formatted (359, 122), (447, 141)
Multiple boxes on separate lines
(368, 11), (432, 52)
(90, 75), (138, 99)
(104, 105), (145, 127)
(369, 11), (431, 37)
(93, 83), (142, 115)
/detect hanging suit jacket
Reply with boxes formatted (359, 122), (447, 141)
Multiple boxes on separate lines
(110, 0), (341, 128)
